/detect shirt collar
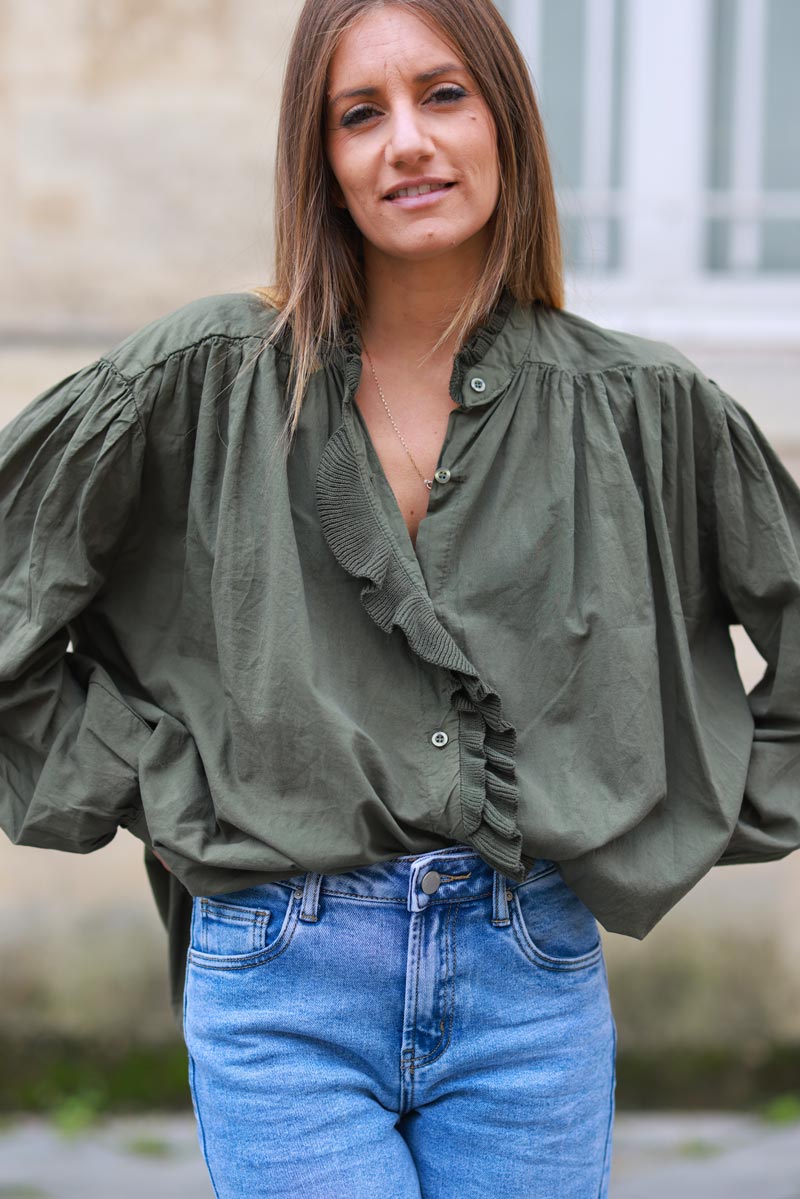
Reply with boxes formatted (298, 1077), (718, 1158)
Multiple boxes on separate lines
(331, 285), (535, 410)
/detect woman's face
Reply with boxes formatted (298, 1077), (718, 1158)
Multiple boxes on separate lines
(325, 5), (501, 268)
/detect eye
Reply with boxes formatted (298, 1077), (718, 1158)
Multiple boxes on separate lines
(339, 84), (468, 129)
(340, 105), (381, 130)
(429, 84), (468, 106)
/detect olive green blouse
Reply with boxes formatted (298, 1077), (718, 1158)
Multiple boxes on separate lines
(2, 286), (799, 1026)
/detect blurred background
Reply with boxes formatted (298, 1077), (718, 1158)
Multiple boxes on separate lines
(1, 0), (799, 1193)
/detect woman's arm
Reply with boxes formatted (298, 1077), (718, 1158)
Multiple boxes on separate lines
(0, 358), (153, 852)
(707, 383), (800, 862)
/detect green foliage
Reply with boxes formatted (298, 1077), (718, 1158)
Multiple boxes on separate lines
(615, 1043), (800, 1110)
(676, 1138), (723, 1158)
(0, 1187), (50, 1198)
(120, 1134), (176, 1157)
(0, 1035), (190, 1116)
(49, 1089), (106, 1138)
(605, 928), (800, 1051)
(757, 1092), (800, 1124)
(1, 1032), (799, 1116)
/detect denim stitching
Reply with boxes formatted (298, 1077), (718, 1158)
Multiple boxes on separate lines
(401, 904), (424, 1108)
(295, 872), (552, 906)
(508, 890), (604, 971)
(188, 1051), (222, 1199)
(406, 901), (451, 1067)
(184, 963), (222, 1199)
(235, 855), (553, 906)
(411, 905), (423, 1077)
(408, 898), (461, 1068)
(201, 900), (269, 916)
(199, 902), (268, 954)
(596, 1016), (618, 1198)
(188, 896), (300, 970)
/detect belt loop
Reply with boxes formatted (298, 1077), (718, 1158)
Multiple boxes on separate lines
(299, 871), (323, 922)
(492, 869), (512, 926)
(407, 860), (435, 913)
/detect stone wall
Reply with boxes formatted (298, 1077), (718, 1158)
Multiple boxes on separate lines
(1, 0), (304, 333)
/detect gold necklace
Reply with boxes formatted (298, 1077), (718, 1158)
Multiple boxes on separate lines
(362, 347), (433, 491)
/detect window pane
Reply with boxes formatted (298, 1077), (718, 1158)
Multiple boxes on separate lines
(706, 217), (730, 272)
(705, 0), (800, 273)
(763, 0), (800, 190)
(504, 0), (625, 273)
(762, 220), (800, 270)
(540, 0), (586, 189)
(707, 0), (735, 194)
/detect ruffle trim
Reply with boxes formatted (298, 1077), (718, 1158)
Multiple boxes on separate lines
(315, 421), (527, 882)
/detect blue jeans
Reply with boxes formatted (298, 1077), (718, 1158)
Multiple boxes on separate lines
(183, 845), (617, 1198)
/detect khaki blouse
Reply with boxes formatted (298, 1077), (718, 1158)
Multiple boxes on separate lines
(2, 286), (799, 1024)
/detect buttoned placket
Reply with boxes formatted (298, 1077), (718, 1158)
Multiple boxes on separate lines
(340, 354), (514, 798)
(345, 367), (504, 587)
(336, 391), (462, 799)
(314, 289), (532, 881)
(344, 383), (462, 588)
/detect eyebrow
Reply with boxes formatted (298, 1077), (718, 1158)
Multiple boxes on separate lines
(328, 62), (466, 107)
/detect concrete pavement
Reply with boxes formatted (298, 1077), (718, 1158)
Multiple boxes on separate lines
(0, 1111), (798, 1197)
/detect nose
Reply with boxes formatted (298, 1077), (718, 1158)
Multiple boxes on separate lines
(384, 100), (435, 167)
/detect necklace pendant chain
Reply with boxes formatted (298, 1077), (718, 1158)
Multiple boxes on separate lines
(363, 346), (436, 494)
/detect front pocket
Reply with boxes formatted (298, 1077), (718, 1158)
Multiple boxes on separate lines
(188, 883), (301, 970)
(510, 865), (603, 971)
(196, 898), (272, 955)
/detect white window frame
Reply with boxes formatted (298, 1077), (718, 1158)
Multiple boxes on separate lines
(507, 0), (800, 347)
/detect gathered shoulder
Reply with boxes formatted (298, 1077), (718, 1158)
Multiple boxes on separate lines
(517, 303), (742, 460)
(531, 304), (707, 378)
(100, 290), (283, 382)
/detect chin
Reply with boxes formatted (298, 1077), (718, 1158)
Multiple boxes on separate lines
(379, 229), (484, 260)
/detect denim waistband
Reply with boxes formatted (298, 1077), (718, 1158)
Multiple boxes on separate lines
(269, 845), (558, 915)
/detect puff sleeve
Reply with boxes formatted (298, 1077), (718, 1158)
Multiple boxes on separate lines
(709, 384), (800, 863)
(0, 358), (153, 853)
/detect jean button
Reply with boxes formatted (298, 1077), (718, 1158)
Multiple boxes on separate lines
(421, 869), (441, 894)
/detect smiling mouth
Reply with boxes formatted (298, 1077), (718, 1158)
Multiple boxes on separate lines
(384, 182), (457, 201)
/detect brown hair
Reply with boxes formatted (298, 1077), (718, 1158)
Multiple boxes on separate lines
(250, 0), (564, 446)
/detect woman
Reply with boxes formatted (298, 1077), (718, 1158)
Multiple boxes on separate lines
(2, 0), (799, 1195)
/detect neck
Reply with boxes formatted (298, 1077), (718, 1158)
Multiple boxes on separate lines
(359, 244), (488, 361)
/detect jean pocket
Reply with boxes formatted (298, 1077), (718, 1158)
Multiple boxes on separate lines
(509, 864), (603, 971)
(188, 883), (301, 971)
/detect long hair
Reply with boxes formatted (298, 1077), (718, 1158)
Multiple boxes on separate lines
(250, 0), (564, 447)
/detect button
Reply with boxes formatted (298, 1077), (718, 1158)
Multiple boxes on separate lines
(434, 468), (451, 484)
(431, 730), (449, 748)
(470, 376), (487, 393)
(421, 869), (441, 894)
